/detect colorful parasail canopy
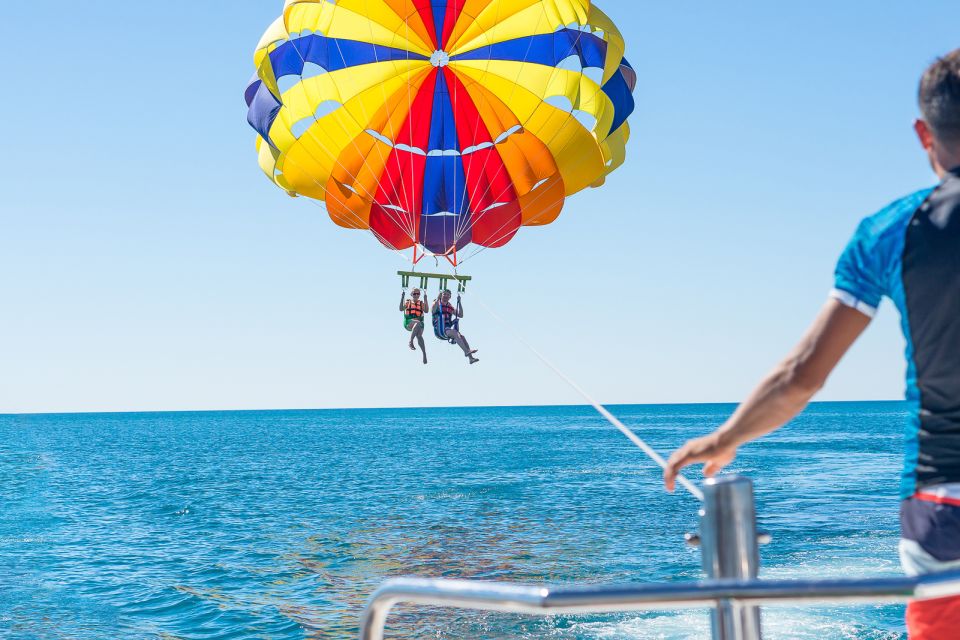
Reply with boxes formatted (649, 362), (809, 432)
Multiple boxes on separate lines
(246, 0), (635, 259)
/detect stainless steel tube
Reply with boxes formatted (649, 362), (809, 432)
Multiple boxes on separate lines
(357, 570), (960, 640)
(699, 476), (762, 640)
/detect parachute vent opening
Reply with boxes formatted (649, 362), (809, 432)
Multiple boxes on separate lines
(290, 100), (341, 139)
(545, 95), (574, 112)
(395, 143), (427, 156)
(461, 142), (493, 155)
(572, 110), (597, 131)
(301, 62), (327, 79)
(291, 118), (312, 139)
(582, 67), (604, 85)
(364, 129), (394, 147)
(276, 74), (300, 94)
(531, 178), (550, 191)
(557, 54), (583, 73)
(313, 100), (342, 119)
(363, 129), (428, 155)
(336, 181), (359, 195)
(494, 124), (522, 144)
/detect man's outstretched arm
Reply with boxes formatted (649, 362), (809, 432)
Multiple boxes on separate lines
(663, 298), (873, 492)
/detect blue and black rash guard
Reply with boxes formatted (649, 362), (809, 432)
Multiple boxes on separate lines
(833, 168), (960, 498)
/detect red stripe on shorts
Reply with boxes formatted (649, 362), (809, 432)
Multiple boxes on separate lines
(913, 492), (960, 508)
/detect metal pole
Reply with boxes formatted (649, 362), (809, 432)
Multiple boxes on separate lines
(699, 476), (762, 640)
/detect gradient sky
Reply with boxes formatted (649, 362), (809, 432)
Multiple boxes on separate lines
(2, 1), (958, 413)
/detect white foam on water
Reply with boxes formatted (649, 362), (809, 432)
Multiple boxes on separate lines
(566, 612), (710, 639)
(561, 608), (902, 640)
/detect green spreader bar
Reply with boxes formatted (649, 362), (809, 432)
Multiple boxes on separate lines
(398, 271), (471, 293)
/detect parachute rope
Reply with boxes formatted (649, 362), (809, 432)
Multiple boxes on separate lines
(452, 0), (520, 248)
(447, 6), (613, 264)
(274, 1), (420, 248)
(472, 289), (705, 503)
(269, 1), (422, 255)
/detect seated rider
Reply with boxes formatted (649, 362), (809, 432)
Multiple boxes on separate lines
(400, 288), (427, 364)
(432, 289), (479, 364)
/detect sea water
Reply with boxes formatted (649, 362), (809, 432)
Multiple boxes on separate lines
(1, 402), (908, 639)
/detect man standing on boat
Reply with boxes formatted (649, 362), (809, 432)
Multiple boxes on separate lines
(663, 50), (960, 639)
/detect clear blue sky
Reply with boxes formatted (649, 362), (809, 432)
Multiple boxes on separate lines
(1, 1), (957, 413)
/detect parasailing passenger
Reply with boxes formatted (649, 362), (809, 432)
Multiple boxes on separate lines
(432, 290), (479, 365)
(400, 288), (428, 364)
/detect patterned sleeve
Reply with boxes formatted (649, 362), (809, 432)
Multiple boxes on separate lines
(831, 189), (934, 318)
(831, 218), (887, 317)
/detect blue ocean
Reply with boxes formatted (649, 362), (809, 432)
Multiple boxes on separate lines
(2, 402), (909, 639)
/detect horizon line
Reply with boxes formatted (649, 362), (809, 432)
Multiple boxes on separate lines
(0, 398), (907, 418)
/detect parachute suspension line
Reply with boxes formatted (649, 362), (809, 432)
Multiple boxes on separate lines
(458, 84), (604, 265)
(270, 111), (408, 258)
(335, 0), (421, 244)
(451, 3), (558, 250)
(454, 3), (623, 265)
(458, 184), (566, 265)
(287, 19), (380, 210)
(273, 83), (405, 247)
(279, 162), (411, 266)
(451, 0), (523, 248)
(471, 291), (705, 503)
(397, 4), (421, 246)
(275, 101), (417, 256)
(284, 10), (419, 248)
(455, 102), (594, 267)
(274, 11), (419, 252)
(301, 198), (411, 265)
(453, 114), (575, 252)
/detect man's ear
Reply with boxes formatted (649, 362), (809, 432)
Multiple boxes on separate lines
(915, 119), (935, 150)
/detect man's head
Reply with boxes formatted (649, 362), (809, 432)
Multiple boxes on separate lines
(916, 49), (960, 176)
(411, 288), (421, 299)
(441, 289), (452, 302)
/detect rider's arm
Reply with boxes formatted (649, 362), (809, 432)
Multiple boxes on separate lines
(431, 298), (440, 313)
(663, 298), (872, 491)
(399, 293), (406, 312)
(456, 301), (464, 318)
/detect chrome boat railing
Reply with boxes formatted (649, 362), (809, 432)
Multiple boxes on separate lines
(358, 477), (960, 640)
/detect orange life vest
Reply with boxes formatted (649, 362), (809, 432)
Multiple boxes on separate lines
(404, 299), (425, 319)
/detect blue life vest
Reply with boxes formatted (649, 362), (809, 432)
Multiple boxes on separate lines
(432, 302), (458, 341)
